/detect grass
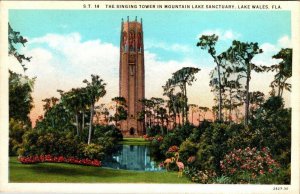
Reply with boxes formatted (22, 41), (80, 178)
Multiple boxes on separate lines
(9, 157), (192, 183)
(119, 137), (150, 146)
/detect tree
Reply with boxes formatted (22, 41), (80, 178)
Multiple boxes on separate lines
(197, 34), (223, 121)
(111, 96), (128, 127)
(166, 67), (200, 124)
(95, 103), (109, 125)
(8, 23), (31, 71)
(41, 96), (59, 129)
(249, 91), (265, 119)
(83, 75), (106, 144)
(224, 41), (263, 125)
(8, 24), (34, 125)
(9, 71), (35, 125)
(188, 104), (198, 124)
(198, 106), (210, 122)
(151, 97), (165, 125)
(60, 88), (85, 136)
(268, 48), (292, 97)
(138, 98), (155, 128)
(223, 79), (243, 122)
(156, 107), (168, 135)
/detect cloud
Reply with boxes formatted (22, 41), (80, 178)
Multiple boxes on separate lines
(278, 35), (292, 48)
(250, 35), (291, 107)
(197, 29), (241, 41)
(253, 35), (292, 67)
(144, 39), (191, 53)
(17, 33), (119, 122)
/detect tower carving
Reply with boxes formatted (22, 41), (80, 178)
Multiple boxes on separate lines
(119, 17), (145, 136)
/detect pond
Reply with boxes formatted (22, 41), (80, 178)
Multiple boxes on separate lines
(102, 145), (164, 171)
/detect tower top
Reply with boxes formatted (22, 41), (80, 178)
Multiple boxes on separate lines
(121, 16), (143, 23)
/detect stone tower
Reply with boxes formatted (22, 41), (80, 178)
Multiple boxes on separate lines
(119, 17), (145, 137)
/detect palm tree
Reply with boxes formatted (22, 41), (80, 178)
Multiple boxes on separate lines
(83, 75), (106, 144)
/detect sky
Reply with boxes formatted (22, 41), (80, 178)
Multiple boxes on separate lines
(8, 10), (292, 123)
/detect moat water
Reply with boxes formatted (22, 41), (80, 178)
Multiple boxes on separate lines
(102, 145), (164, 171)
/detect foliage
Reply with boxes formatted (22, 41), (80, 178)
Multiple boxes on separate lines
(163, 67), (200, 124)
(195, 123), (229, 174)
(9, 71), (35, 125)
(220, 147), (280, 183)
(35, 103), (75, 134)
(19, 130), (105, 161)
(179, 140), (198, 163)
(93, 125), (123, 142)
(111, 96), (128, 126)
(197, 34), (223, 121)
(223, 40), (263, 125)
(8, 23), (31, 71)
(265, 48), (292, 96)
(80, 143), (104, 160)
(9, 118), (29, 156)
(212, 175), (232, 184)
(158, 131), (182, 156)
(83, 74), (107, 144)
(184, 166), (216, 183)
(251, 96), (291, 167)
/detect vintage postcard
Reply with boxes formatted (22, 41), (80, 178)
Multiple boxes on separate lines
(0, 1), (299, 193)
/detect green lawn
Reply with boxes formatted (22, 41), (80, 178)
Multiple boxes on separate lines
(9, 157), (191, 183)
(119, 137), (150, 146)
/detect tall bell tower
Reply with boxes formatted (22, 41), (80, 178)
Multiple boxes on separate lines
(119, 17), (145, 137)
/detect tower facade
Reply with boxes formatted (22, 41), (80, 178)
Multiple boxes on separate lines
(119, 17), (145, 137)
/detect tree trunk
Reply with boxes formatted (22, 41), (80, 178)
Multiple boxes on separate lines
(244, 64), (251, 126)
(184, 82), (188, 124)
(161, 117), (164, 135)
(216, 61), (223, 121)
(88, 103), (94, 144)
(181, 108), (184, 125)
(229, 88), (232, 122)
(75, 114), (79, 136)
(82, 111), (85, 133)
(178, 114), (181, 126)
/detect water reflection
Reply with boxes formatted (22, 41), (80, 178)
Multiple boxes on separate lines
(102, 145), (164, 171)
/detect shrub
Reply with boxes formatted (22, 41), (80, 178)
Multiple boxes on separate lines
(93, 125), (123, 142)
(179, 140), (198, 163)
(220, 147), (280, 183)
(81, 143), (104, 160)
(212, 175), (232, 184)
(9, 118), (29, 156)
(184, 166), (216, 183)
(159, 132), (182, 155)
(146, 125), (161, 137)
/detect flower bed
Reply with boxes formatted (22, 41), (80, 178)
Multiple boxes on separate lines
(18, 155), (101, 167)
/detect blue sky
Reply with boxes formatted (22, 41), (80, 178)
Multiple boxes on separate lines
(9, 10), (290, 62)
(8, 10), (292, 121)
